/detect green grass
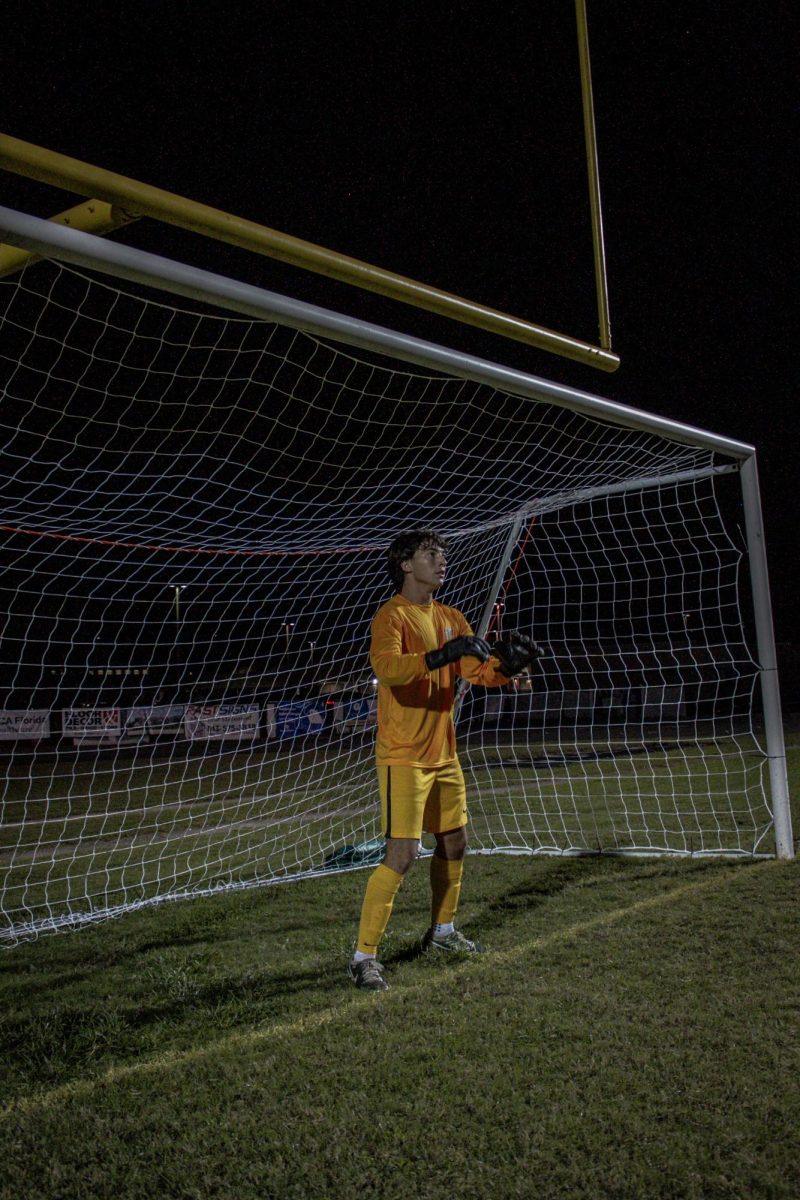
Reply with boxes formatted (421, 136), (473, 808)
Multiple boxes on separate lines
(0, 730), (778, 939)
(0, 729), (797, 1199)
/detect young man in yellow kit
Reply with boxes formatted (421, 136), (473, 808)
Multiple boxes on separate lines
(348, 528), (539, 991)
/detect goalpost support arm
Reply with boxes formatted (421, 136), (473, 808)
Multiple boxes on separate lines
(474, 513), (530, 642)
(0, 198), (138, 278)
(452, 512), (530, 721)
(0, 132), (620, 371)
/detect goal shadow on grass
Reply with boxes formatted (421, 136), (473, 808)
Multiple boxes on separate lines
(466, 854), (727, 942)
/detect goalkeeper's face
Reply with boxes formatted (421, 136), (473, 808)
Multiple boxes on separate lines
(403, 542), (447, 593)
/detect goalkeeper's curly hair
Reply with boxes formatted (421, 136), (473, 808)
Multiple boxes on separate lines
(386, 528), (448, 589)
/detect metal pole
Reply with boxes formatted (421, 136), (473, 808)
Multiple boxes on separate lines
(0, 133), (619, 371)
(575, 0), (612, 350)
(474, 513), (529, 641)
(0, 206), (753, 461)
(501, 463), (741, 527)
(0, 198), (138, 278)
(739, 454), (794, 858)
(454, 513), (529, 724)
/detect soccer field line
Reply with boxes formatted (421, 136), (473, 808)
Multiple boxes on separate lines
(1, 858), (787, 1120)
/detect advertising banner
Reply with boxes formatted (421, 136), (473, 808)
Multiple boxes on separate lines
(63, 708), (122, 746)
(335, 696), (376, 729)
(185, 703), (260, 741)
(274, 699), (327, 739)
(122, 707), (151, 737)
(120, 704), (186, 737)
(0, 709), (51, 741)
(144, 704), (186, 736)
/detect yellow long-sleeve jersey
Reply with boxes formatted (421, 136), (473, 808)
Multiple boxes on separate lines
(369, 593), (509, 767)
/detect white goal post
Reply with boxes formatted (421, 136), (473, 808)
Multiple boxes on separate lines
(0, 206), (793, 947)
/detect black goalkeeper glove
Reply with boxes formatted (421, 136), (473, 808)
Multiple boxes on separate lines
(425, 634), (491, 671)
(491, 631), (543, 677)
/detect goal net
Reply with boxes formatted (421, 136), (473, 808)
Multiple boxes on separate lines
(0, 251), (785, 946)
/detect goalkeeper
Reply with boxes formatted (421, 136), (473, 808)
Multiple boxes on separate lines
(349, 528), (541, 991)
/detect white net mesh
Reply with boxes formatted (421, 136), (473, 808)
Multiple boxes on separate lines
(0, 261), (774, 946)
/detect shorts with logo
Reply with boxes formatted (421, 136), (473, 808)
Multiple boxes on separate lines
(377, 759), (467, 839)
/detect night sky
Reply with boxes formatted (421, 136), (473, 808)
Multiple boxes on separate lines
(2, 3), (796, 660)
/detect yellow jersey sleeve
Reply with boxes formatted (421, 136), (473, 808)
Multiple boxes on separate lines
(370, 595), (509, 767)
(369, 601), (429, 686)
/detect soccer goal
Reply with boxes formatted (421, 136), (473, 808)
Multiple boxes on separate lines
(0, 205), (792, 947)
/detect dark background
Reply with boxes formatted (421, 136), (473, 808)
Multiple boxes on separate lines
(2, 2), (796, 694)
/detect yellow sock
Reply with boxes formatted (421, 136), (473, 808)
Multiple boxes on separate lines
(430, 854), (464, 926)
(355, 863), (404, 956)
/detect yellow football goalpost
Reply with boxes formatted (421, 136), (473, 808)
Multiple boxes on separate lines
(0, 2), (616, 373)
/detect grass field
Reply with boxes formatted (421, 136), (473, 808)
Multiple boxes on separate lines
(0, 725), (777, 942)
(0, 731), (797, 1199)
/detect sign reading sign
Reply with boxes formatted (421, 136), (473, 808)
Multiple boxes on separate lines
(185, 703), (260, 741)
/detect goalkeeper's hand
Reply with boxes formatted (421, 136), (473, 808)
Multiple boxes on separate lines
(491, 631), (543, 677)
(425, 634), (491, 671)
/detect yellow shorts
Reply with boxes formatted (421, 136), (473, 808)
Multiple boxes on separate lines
(377, 759), (467, 839)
